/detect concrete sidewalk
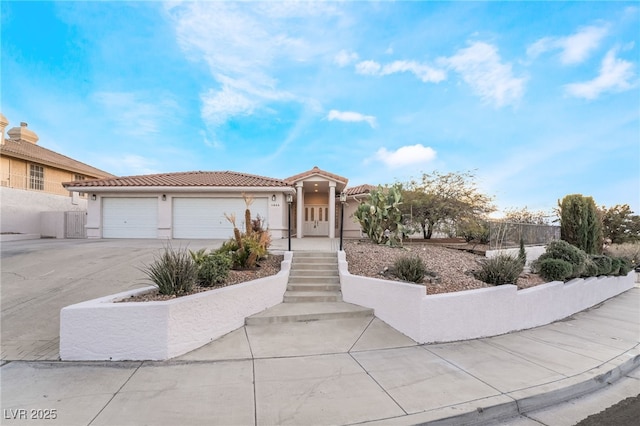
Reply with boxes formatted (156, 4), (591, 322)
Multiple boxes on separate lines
(2, 287), (638, 425)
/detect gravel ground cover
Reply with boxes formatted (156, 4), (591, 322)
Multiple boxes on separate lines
(344, 239), (545, 295)
(123, 239), (545, 301)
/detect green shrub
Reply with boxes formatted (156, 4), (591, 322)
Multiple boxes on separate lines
(582, 258), (599, 277)
(539, 240), (587, 278)
(590, 255), (613, 276)
(617, 258), (633, 276)
(142, 245), (197, 296)
(394, 255), (427, 283)
(537, 258), (573, 281)
(558, 194), (602, 254)
(191, 251), (232, 287)
(473, 255), (523, 286)
(609, 257), (621, 276)
(518, 238), (527, 266)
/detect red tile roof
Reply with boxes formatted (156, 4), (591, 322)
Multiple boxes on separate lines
(1, 139), (113, 178)
(63, 171), (293, 188)
(285, 166), (348, 184)
(344, 184), (376, 196)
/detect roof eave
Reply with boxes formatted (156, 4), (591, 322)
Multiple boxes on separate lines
(62, 185), (297, 194)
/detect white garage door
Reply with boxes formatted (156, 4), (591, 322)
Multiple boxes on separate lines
(102, 198), (158, 238)
(173, 197), (268, 239)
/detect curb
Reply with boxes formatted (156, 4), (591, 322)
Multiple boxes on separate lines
(359, 345), (640, 425)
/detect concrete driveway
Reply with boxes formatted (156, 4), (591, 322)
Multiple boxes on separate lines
(1, 238), (224, 361)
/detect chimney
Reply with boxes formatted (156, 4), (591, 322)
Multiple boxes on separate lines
(0, 113), (8, 145)
(7, 121), (39, 144)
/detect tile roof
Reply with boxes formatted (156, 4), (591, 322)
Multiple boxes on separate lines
(285, 166), (348, 184)
(344, 184), (376, 196)
(1, 139), (113, 178)
(63, 171), (293, 188)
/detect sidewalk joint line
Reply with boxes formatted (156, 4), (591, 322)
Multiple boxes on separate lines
(87, 361), (144, 426)
(348, 316), (375, 353)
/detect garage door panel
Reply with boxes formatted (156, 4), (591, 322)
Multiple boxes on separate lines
(173, 198), (268, 239)
(103, 198), (158, 238)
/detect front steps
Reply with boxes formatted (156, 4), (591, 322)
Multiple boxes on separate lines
(246, 251), (373, 325)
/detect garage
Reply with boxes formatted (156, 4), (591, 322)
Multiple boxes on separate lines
(172, 197), (269, 239)
(102, 197), (158, 238)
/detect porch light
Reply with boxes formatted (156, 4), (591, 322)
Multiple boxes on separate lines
(91, 194), (96, 201)
(271, 194), (276, 202)
(162, 194), (166, 201)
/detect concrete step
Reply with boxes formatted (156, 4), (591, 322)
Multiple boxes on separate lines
(289, 269), (338, 277)
(283, 291), (342, 303)
(290, 263), (338, 270)
(292, 258), (338, 265)
(293, 252), (336, 258)
(245, 302), (373, 325)
(287, 283), (340, 292)
(288, 276), (340, 284)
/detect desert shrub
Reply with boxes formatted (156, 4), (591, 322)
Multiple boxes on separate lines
(393, 255), (427, 283)
(558, 194), (602, 254)
(219, 200), (272, 269)
(142, 245), (197, 296)
(537, 258), (573, 282)
(590, 255), (613, 276)
(191, 250), (232, 287)
(473, 255), (523, 286)
(538, 240), (587, 278)
(604, 242), (640, 265)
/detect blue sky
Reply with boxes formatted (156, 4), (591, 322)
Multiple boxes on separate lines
(2, 1), (639, 217)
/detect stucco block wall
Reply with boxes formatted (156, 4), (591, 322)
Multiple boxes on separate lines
(338, 251), (635, 344)
(60, 253), (292, 361)
(0, 186), (86, 235)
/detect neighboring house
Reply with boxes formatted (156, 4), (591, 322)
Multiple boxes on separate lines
(0, 114), (114, 237)
(63, 166), (374, 240)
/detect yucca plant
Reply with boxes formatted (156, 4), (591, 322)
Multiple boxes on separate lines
(141, 245), (197, 296)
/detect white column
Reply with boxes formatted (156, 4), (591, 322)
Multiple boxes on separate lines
(296, 183), (303, 238)
(329, 182), (336, 239)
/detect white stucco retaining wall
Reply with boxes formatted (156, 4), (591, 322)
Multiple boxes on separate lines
(60, 253), (292, 361)
(338, 251), (635, 344)
(0, 187), (86, 235)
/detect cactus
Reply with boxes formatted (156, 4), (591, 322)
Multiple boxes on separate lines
(354, 184), (405, 246)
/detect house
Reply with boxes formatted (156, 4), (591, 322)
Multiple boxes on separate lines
(0, 114), (114, 237)
(62, 166), (374, 240)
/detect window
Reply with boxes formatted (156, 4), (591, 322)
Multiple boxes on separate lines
(29, 164), (44, 190)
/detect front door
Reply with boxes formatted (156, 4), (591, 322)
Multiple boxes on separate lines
(304, 205), (329, 236)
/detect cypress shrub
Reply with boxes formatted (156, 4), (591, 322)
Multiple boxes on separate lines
(539, 240), (587, 278)
(558, 194), (602, 254)
(591, 255), (613, 276)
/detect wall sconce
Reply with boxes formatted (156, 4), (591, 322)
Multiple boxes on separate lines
(162, 194), (167, 201)
(91, 194), (96, 201)
(272, 194), (276, 202)
(286, 193), (293, 204)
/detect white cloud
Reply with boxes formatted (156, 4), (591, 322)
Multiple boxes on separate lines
(165, 2), (339, 128)
(527, 25), (608, 65)
(327, 109), (377, 128)
(565, 48), (637, 99)
(200, 87), (257, 125)
(373, 144), (437, 168)
(334, 50), (359, 67)
(92, 91), (178, 136)
(355, 59), (446, 83)
(443, 41), (526, 107)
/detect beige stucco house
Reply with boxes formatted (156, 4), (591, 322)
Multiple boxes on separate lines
(0, 114), (114, 237)
(63, 166), (374, 240)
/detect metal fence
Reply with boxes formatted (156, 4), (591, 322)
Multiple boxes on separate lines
(488, 221), (560, 249)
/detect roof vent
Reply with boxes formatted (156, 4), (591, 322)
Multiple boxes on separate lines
(7, 122), (39, 144)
